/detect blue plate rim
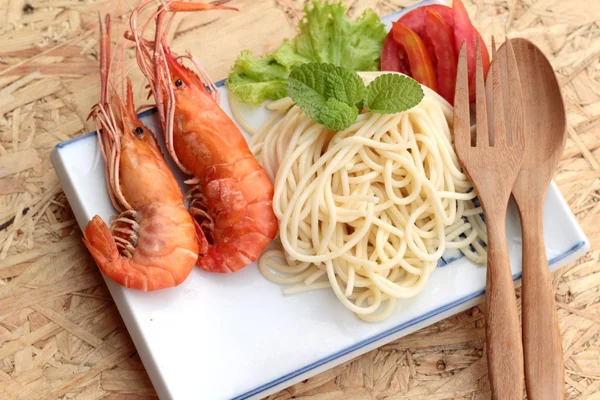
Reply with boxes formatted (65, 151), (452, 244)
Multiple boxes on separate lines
(231, 240), (585, 399)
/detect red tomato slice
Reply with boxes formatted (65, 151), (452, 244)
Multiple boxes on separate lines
(392, 22), (437, 91)
(398, 4), (454, 36)
(398, 4), (453, 69)
(381, 31), (410, 74)
(388, 1), (490, 103)
(398, 2), (489, 78)
(424, 10), (457, 104)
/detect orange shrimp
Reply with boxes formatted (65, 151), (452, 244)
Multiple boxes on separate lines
(84, 13), (199, 290)
(127, 1), (278, 274)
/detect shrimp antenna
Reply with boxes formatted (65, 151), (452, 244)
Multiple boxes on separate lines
(153, 5), (192, 174)
(99, 12), (111, 105)
(95, 12), (131, 212)
(129, 0), (158, 87)
(96, 11), (141, 212)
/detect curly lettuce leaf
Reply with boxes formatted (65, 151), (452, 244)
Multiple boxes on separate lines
(227, 1), (386, 105)
(226, 51), (288, 106)
(289, 1), (386, 70)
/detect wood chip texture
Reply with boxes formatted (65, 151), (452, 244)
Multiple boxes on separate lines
(0, 0), (598, 399)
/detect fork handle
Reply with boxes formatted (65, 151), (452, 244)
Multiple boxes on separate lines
(520, 196), (565, 400)
(485, 204), (524, 400)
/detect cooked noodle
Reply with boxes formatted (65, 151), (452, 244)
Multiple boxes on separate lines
(241, 71), (487, 322)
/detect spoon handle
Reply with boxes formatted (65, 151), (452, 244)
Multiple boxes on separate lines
(485, 204), (524, 400)
(520, 197), (565, 400)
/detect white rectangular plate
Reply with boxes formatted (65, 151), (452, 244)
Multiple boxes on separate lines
(51, 2), (589, 399)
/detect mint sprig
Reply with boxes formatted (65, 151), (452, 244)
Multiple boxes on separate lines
(287, 63), (364, 129)
(364, 74), (424, 114)
(286, 63), (424, 131)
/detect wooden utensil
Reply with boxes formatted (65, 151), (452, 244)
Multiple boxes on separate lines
(453, 40), (525, 400)
(510, 38), (567, 400)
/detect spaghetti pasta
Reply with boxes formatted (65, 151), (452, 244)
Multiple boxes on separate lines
(246, 72), (487, 322)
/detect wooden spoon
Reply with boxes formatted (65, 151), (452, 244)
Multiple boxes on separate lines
(510, 38), (567, 400)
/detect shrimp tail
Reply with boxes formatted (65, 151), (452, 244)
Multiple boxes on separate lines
(193, 218), (209, 256)
(83, 208), (197, 291)
(83, 216), (119, 268)
(82, 216), (163, 290)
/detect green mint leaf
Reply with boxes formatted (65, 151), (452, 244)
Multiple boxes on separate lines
(286, 63), (365, 130)
(364, 74), (424, 114)
(286, 74), (326, 122)
(324, 71), (365, 106)
(319, 98), (359, 131)
(286, 63), (337, 122)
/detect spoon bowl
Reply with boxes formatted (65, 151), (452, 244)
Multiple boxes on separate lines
(513, 39), (567, 175)
(511, 38), (568, 400)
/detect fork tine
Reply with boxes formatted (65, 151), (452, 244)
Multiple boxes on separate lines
(497, 37), (512, 145)
(453, 42), (470, 150)
(490, 37), (506, 147)
(475, 38), (489, 148)
(503, 38), (524, 148)
(485, 37), (496, 139)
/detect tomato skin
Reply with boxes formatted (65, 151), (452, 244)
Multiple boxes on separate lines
(424, 10), (457, 104)
(398, 2), (489, 85)
(380, 31), (410, 74)
(382, 1), (489, 103)
(391, 22), (437, 91)
(398, 4), (454, 35)
(398, 4), (453, 69)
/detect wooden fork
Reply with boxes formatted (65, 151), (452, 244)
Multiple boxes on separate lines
(453, 39), (525, 399)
